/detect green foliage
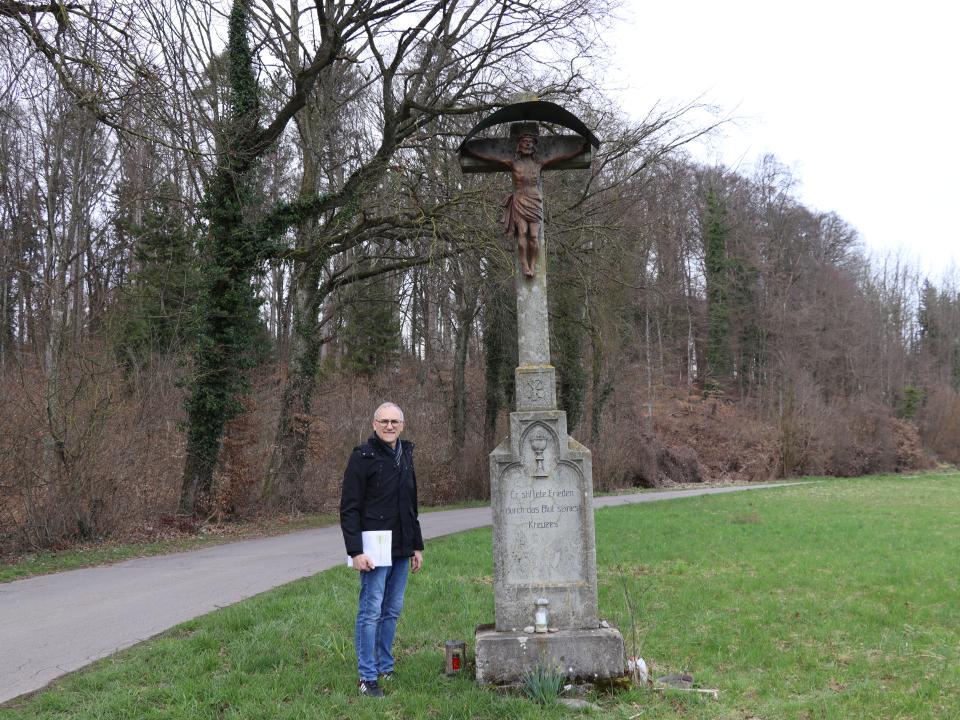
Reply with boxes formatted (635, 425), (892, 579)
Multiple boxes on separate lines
(897, 385), (924, 419)
(726, 238), (763, 396)
(180, 0), (268, 514)
(703, 188), (730, 391)
(225, 0), (259, 143)
(112, 182), (200, 367)
(550, 246), (587, 431)
(522, 665), (566, 705)
(339, 274), (401, 376)
(918, 280), (960, 390)
(917, 280), (938, 342)
(482, 272), (518, 444)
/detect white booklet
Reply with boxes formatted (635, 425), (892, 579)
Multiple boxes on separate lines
(346, 530), (392, 568)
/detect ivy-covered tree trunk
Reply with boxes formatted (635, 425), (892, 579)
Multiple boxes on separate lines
(179, 0), (261, 515)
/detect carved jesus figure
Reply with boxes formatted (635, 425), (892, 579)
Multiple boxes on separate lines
(465, 133), (588, 278)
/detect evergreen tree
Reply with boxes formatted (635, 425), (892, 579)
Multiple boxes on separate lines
(729, 241), (762, 397)
(550, 244), (587, 432)
(482, 271), (518, 448)
(918, 280), (938, 347)
(340, 274), (401, 376)
(703, 187), (730, 392)
(114, 182), (199, 366)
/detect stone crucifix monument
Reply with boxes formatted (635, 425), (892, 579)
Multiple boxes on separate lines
(459, 101), (626, 684)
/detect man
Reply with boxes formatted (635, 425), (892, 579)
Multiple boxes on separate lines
(340, 402), (424, 698)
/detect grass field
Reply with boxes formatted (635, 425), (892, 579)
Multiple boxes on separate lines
(3, 474), (958, 719)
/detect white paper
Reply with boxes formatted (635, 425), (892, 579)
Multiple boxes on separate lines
(346, 530), (392, 568)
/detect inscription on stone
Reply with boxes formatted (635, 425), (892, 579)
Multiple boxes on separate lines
(505, 487), (581, 526)
(500, 459), (585, 586)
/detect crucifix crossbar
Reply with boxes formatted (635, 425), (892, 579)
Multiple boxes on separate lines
(459, 124), (593, 173)
(459, 122), (591, 280)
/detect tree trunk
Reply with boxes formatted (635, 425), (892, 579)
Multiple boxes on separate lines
(482, 274), (516, 450)
(264, 258), (323, 507)
(179, 0), (260, 515)
(263, 67), (323, 507)
(451, 283), (478, 450)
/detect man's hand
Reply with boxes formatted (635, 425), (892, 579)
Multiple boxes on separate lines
(411, 550), (423, 574)
(352, 553), (375, 572)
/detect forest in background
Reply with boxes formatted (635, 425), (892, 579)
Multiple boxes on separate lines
(1, 1), (958, 556)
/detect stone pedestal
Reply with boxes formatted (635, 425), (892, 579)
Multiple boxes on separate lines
(475, 626), (626, 684)
(474, 241), (624, 684)
(487, 410), (598, 631)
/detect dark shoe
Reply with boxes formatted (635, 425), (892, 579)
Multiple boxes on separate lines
(358, 679), (384, 697)
(379, 671), (394, 683)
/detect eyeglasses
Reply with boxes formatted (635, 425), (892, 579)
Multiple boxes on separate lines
(376, 419), (403, 426)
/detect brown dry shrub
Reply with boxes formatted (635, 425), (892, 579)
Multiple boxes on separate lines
(0, 345), (186, 554)
(917, 387), (960, 465)
(782, 394), (933, 477)
(1, 337), (944, 559)
(813, 401), (897, 477)
(652, 389), (778, 483)
(285, 360), (491, 514)
(889, 417), (934, 471)
(589, 382), (709, 490)
(210, 397), (262, 519)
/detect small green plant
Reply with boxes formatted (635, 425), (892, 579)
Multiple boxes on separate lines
(522, 664), (566, 705)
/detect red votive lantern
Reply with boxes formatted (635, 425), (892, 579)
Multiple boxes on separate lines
(445, 639), (466, 675)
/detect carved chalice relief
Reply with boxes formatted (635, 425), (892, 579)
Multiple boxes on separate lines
(530, 431), (549, 477)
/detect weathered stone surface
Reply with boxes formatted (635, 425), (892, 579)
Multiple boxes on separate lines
(558, 698), (602, 711)
(515, 364), (557, 411)
(475, 626), (625, 685)
(516, 241), (550, 366)
(489, 410), (598, 631)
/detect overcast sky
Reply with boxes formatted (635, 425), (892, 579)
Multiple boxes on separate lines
(606, 0), (958, 282)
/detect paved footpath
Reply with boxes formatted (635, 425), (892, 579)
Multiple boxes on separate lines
(0, 483), (796, 703)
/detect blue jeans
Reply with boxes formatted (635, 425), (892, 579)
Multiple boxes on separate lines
(355, 559), (410, 681)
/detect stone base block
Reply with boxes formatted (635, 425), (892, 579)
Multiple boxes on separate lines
(474, 625), (626, 685)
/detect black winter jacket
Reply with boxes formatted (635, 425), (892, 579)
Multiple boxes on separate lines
(339, 434), (424, 559)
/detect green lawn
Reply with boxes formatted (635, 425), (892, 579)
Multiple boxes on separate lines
(4, 475), (958, 718)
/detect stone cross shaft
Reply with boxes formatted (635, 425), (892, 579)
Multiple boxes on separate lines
(460, 122), (592, 411)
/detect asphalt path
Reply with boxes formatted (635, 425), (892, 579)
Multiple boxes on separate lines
(0, 482), (796, 703)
